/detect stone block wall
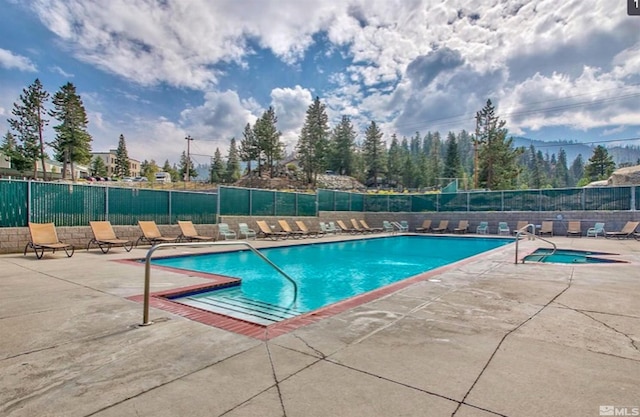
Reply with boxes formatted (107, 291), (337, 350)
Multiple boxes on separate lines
(3, 211), (639, 254)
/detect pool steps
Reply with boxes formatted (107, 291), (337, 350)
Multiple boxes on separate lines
(176, 288), (303, 326)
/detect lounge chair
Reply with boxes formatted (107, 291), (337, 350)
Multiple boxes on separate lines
(177, 220), (215, 242)
(217, 223), (237, 240)
(586, 222), (605, 238)
(359, 219), (383, 233)
(336, 219), (362, 234)
(295, 220), (322, 237)
(432, 220), (449, 233)
(238, 223), (257, 239)
(498, 222), (510, 235)
(350, 219), (370, 233)
(415, 219), (432, 233)
(136, 221), (179, 247)
(566, 221), (582, 237)
(391, 221), (409, 232)
(87, 221), (133, 253)
(319, 222), (334, 235)
(539, 221), (554, 237)
(453, 220), (469, 234)
(382, 220), (395, 233)
(278, 220), (305, 239)
(476, 221), (488, 234)
(24, 222), (75, 259)
(512, 221), (529, 235)
(605, 221), (639, 239)
(256, 220), (288, 240)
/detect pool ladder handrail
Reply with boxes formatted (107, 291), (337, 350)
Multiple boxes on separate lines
(141, 241), (298, 326)
(515, 223), (557, 264)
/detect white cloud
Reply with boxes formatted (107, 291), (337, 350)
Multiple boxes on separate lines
(50, 65), (74, 78)
(0, 48), (37, 72)
(269, 86), (313, 152)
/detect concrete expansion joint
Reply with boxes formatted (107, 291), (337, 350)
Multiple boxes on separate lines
(451, 281), (574, 416)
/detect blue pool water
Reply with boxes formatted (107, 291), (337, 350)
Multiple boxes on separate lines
(152, 236), (512, 320)
(524, 248), (622, 264)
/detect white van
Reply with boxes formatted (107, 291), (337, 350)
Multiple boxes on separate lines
(154, 171), (172, 183)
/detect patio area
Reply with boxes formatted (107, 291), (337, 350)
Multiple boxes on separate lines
(1, 234), (639, 417)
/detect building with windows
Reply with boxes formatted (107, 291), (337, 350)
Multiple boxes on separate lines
(90, 151), (141, 177)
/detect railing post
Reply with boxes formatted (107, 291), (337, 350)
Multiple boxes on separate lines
(105, 186), (109, 221)
(467, 192), (470, 212)
(501, 191), (504, 212)
(630, 186), (636, 211)
(168, 190), (172, 224)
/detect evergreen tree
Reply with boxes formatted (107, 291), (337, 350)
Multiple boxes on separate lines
(569, 154), (584, 186)
(475, 99), (522, 190)
(114, 134), (130, 177)
(425, 133), (442, 188)
(296, 97), (330, 185)
(253, 107), (283, 177)
(210, 148), (225, 183)
(362, 121), (386, 187)
(240, 122), (259, 176)
(583, 145), (615, 182)
(328, 115), (357, 175)
(1, 131), (31, 173)
(8, 79), (49, 179)
(162, 159), (179, 182)
(225, 137), (241, 182)
(554, 148), (570, 188)
(178, 151), (197, 180)
(387, 134), (403, 189)
(90, 156), (108, 177)
(49, 82), (92, 180)
(442, 132), (461, 181)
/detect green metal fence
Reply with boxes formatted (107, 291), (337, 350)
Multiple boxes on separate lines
(1, 180), (638, 228)
(0, 179), (218, 227)
(218, 186), (316, 217)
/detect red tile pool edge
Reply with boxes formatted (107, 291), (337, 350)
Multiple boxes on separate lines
(124, 241), (513, 340)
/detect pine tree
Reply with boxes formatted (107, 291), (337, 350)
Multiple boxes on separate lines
(328, 115), (357, 175)
(554, 148), (570, 188)
(362, 121), (386, 187)
(296, 96), (330, 185)
(1, 131), (31, 173)
(90, 156), (108, 177)
(387, 134), (403, 189)
(584, 145), (615, 182)
(253, 107), (283, 177)
(225, 137), (241, 182)
(240, 122), (259, 176)
(8, 79), (50, 179)
(114, 134), (130, 177)
(476, 99), (522, 190)
(210, 148), (225, 183)
(178, 151), (197, 180)
(49, 82), (92, 180)
(442, 132), (461, 181)
(569, 154), (584, 186)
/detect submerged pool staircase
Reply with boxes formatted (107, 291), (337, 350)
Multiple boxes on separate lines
(174, 287), (304, 326)
(141, 241), (299, 326)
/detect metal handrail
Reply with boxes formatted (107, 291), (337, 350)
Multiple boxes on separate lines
(515, 223), (557, 264)
(141, 241), (298, 326)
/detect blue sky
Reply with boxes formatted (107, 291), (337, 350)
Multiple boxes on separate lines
(1, 0), (639, 166)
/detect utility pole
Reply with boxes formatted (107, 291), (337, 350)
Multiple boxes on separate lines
(473, 113), (479, 189)
(185, 135), (193, 182)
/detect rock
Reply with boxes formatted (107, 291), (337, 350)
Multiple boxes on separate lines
(607, 165), (640, 186)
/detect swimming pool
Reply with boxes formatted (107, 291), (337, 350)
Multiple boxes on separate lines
(523, 248), (623, 264)
(152, 235), (512, 325)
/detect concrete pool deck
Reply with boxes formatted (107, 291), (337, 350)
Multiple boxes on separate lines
(1, 233), (639, 417)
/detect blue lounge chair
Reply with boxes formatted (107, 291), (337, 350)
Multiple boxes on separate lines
(238, 223), (256, 239)
(586, 222), (605, 238)
(217, 223), (237, 240)
(476, 221), (488, 234)
(498, 222), (510, 235)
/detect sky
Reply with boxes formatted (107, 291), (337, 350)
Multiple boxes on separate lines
(1, 0), (639, 167)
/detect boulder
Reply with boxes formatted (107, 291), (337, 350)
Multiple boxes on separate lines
(608, 165), (640, 186)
